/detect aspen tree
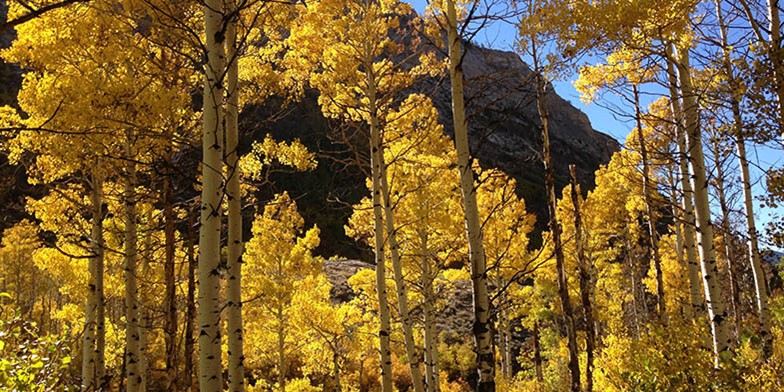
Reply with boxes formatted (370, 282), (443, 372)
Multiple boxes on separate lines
(83, 168), (105, 392)
(710, 133), (741, 343)
(632, 85), (666, 320)
(715, 0), (772, 357)
(124, 130), (142, 392)
(199, 0), (226, 388)
(226, 6), (245, 391)
(286, 2), (435, 389)
(674, 44), (732, 364)
(441, 1), (495, 388)
(663, 48), (703, 317)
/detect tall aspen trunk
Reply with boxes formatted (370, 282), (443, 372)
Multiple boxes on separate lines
(124, 132), (142, 392)
(163, 158), (178, 392)
(633, 86), (666, 319)
(570, 165), (595, 392)
(199, 0), (226, 389)
(225, 11), (245, 392)
(715, 0), (773, 357)
(368, 70), (394, 392)
(737, 136), (772, 357)
(711, 138), (742, 344)
(378, 145), (425, 392)
(82, 170), (104, 391)
(363, 22), (423, 385)
(497, 306), (511, 379)
(668, 167), (686, 312)
(444, 2), (495, 389)
(676, 46), (732, 364)
(664, 46), (703, 317)
(184, 210), (197, 391)
(420, 230), (440, 392)
(532, 41), (580, 392)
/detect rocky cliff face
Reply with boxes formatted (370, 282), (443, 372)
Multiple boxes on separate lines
(424, 42), (618, 229)
(251, 42), (619, 257)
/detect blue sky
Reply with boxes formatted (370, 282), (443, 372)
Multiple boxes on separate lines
(406, 0), (783, 251)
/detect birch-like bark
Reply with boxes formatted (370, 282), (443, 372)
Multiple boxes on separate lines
(419, 230), (440, 392)
(676, 46), (732, 363)
(199, 0), (226, 389)
(715, 0), (773, 357)
(378, 145), (425, 392)
(444, 2), (495, 389)
(533, 40), (580, 391)
(711, 138), (742, 344)
(665, 45), (703, 317)
(226, 11), (245, 392)
(737, 136), (772, 357)
(570, 165), (594, 392)
(124, 132), (142, 392)
(633, 86), (665, 319)
(368, 64), (394, 392)
(82, 169), (104, 392)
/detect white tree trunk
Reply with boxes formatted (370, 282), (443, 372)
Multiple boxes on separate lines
(82, 169), (104, 392)
(664, 46), (703, 317)
(379, 148), (425, 392)
(419, 230), (440, 392)
(677, 46), (732, 363)
(716, 0), (773, 357)
(444, 2), (495, 389)
(226, 10), (245, 392)
(369, 82), (394, 392)
(124, 132), (142, 392)
(199, 0), (226, 389)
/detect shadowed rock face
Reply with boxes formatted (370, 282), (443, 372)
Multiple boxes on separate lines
(423, 41), (618, 232)
(252, 41), (618, 257)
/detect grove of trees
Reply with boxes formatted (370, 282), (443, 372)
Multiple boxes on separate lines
(0, 0), (782, 391)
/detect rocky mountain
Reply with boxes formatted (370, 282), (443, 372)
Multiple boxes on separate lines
(247, 41), (619, 257)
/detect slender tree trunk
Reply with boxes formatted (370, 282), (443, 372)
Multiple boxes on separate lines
(532, 41), (579, 392)
(570, 165), (594, 392)
(715, 0), (773, 357)
(82, 170), (104, 392)
(665, 45), (703, 317)
(633, 86), (666, 320)
(711, 138), (742, 344)
(444, 2), (495, 389)
(738, 137), (772, 356)
(368, 70), (394, 392)
(378, 143), (425, 392)
(124, 132), (142, 392)
(676, 46), (732, 364)
(225, 10), (245, 392)
(199, 0), (226, 389)
(420, 230), (440, 392)
(184, 209), (197, 392)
